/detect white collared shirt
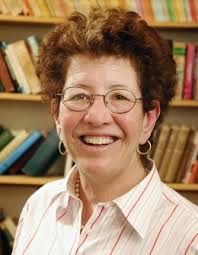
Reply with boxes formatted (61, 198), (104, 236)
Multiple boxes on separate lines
(12, 163), (198, 255)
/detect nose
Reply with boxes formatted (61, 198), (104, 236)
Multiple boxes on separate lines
(83, 96), (113, 127)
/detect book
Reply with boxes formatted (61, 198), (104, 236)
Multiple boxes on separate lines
(3, 0), (24, 16)
(183, 43), (196, 99)
(5, 43), (31, 94)
(26, 35), (40, 64)
(165, 0), (176, 21)
(159, 125), (180, 181)
(194, 43), (198, 100)
(22, 128), (60, 176)
(164, 125), (190, 183)
(153, 124), (171, 169)
(8, 135), (45, 175)
(181, 130), (198, 183)
(0, 47), (15, 92)
(150, 0), (169, 21)
(189, 0), (198, 22)
(183, 0), (193, 21)
(0, 126), (4, 135)
(7, 40), (41, 94)
(45, 155), (65, 176)
(0, 227), (12, 255)
(176, 129), (198, 182)
(0, 131), (43, 174)
(142, 0), (154, 22)
(26, 0), (41, 16)
(173, 0), (186, 22)
(37, 0), (51, 17)
(0, 130), (29, 162)
(0, 129), (14, 151)
(189, 160), (198, 184)
(1, 218), (17, 241)
(173, 41), (186, 100)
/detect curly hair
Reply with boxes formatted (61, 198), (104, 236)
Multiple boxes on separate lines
(36, 7), (176, 138)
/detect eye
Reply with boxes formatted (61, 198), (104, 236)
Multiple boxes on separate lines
(112, 93), (130, 101)
(71, 93), (90, 101)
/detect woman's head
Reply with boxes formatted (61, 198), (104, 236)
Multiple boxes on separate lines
(36, 8), (176, 169)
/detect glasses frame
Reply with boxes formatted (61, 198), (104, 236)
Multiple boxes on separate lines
(56, 87), (143, 114)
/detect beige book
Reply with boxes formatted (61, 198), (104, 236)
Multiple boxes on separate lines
(164, 125), (190, 183)
(153, 124), (171, 169)
(3, 0), (24, 16)
(0, 0), (10, 14)
(5, 45), (31, 94)
(182, 130), (198, 183)
(8, 40), (41, 94)
(176, 129), (198, 182)
(1, 217), (17, 239)
(27, 0), (41, 16)
(0, 130), (29, 162)
(37, 0), (51, 17)
(159, 125), (180, 181)
(64, 154), (74, 177)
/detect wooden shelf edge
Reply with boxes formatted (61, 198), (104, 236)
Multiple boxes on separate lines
(0, 15), (198, 28)
(0, 176), (197, 190)
(0, 93), (42, 101)
(0, 175), (62, 185)
(170, 100), (198, 107)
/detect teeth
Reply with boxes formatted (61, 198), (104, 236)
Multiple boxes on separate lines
(82, 136), (114, 145)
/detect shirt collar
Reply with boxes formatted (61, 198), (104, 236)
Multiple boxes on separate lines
(113, 162), (162, 239)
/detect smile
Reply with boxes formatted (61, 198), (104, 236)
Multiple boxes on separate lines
(80, 136), (116, 145)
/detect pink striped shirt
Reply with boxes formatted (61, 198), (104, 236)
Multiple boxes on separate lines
(12, 163), (198, 255)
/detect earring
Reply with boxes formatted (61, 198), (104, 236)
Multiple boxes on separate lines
(58, 140), (66, 155)
(137, 140), (152, 156)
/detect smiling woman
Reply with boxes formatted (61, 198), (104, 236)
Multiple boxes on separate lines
(12, 7), (198, 255)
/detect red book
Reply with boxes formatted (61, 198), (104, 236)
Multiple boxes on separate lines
(0, 48), (15, 92)
(189, 160), (198, 184)
(189, 0), (198, 22)
(183, 43), (196, 99)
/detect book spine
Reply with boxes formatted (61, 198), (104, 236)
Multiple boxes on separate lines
(22, 128), (59, 176)
(183, 43), (196, 99)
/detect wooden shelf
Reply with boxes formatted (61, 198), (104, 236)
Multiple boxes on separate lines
(0, 175), (61, 185)
(0, 175), (197, 191)
(0, 93), (42, 101)
(0, 15), (198, 28)
(170, 100), (198, 107)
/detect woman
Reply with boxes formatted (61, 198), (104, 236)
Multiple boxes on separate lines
(12, 8), (198, 255)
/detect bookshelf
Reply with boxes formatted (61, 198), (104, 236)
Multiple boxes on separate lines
(0, 15), (198, 220)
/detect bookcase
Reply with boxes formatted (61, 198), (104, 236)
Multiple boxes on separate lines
(0, 15), (198, 219)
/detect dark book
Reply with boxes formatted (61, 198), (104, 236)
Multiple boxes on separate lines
(0, 47), (15, 92)
(0, 130), (14, 151)
(0, 130), (42, 174)
(8, 135), (45, 175)
(22, 128), (60, 176)
(0, 228), (12, 255)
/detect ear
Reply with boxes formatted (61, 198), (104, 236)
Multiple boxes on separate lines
(51, 99), (61, 137)
(139, 100), (160, 144)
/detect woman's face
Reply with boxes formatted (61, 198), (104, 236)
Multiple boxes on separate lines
(55, 55), (159, 181)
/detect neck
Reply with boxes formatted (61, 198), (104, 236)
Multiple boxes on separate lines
(78, 161), (148, 204)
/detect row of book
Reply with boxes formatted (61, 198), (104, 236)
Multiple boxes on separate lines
(173, 41), (198, 100)
(0, 126), (68, 176)
(0, 36), (41, 94)
(0, 0), (198, 23)
(151, 124), (198, 184)
(0, 209), (17, 255)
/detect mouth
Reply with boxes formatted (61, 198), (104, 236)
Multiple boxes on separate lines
(79, 135), (118, 146)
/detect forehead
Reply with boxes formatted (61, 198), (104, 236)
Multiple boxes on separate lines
(65, 55), (140, 92)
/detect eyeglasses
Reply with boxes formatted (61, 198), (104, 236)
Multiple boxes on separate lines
(56, 87), (143, 114)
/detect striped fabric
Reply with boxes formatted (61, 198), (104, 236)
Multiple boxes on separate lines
(12, 163), (198, 255)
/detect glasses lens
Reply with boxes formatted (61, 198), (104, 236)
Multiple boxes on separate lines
(62, 87), (91, 111)
(106, 89), (136, 113)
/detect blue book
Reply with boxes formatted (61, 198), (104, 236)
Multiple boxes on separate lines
(22, 128), (59, 176)
(0, 130), (42, 174)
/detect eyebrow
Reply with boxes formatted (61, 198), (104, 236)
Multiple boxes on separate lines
(70, 83), (130, 90)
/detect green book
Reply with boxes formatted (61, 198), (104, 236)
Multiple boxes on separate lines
(0, 130), (14, 151)
(166, 0), (176, 21)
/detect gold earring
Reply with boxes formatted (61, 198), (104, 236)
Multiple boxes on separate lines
(58, 140), (66, 155)
(136, 140), (152, 155)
